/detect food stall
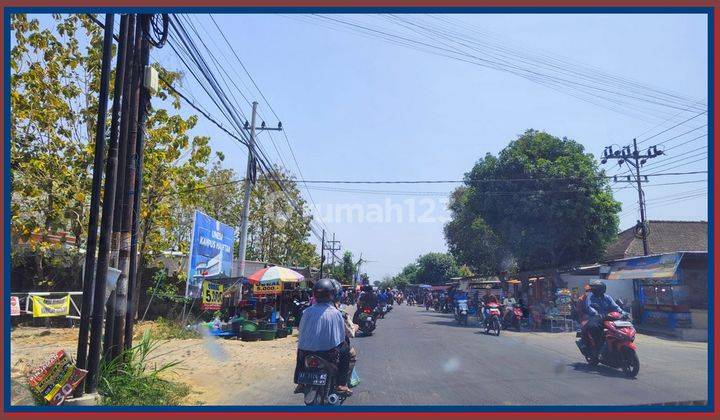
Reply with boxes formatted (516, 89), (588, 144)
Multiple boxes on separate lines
(607, 253), (691, 329)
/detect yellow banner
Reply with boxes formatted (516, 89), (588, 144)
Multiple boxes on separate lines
(31, 295), (70, 318)
(201, 281), (224, 310)
(253, 281), (282, 296)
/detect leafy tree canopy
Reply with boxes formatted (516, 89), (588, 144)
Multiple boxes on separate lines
(444, 129), (620, 273)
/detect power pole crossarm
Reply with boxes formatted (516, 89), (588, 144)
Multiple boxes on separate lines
(600, 139), (665, 256)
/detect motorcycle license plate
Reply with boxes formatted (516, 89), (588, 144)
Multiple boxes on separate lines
(365, 317), (372, 322)
(613, 320), (633, 328)
(298, 371), (327, 385)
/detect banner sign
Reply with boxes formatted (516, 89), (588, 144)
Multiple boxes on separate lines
(201, 281), (224, 311)
(253, 280), (282, 296)
(28, 350), (87, 405)
(10, 296), (21, 316)
(607, 253), (681, 281)
(186, 210), (236, 298)
(31, 295), (70, 318)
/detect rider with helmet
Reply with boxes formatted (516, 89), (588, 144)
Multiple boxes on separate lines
(295, 278), (353, 395)
(584, 280), (625, 357)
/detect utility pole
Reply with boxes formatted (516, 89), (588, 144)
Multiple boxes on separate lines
(124, 14), (153, 350)
(600, 139), (664, 256)
(112, 17), (144, 360)
(103, 14), (136, 362)
(86, 14), (130, 394)
(319, 229), (326, 279)
(328, 233), (341, 265)
(238, 101), (282, 278)
(75, 12), (114, 394)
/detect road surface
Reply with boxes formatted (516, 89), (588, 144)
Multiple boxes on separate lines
(343, 304), (708, 406)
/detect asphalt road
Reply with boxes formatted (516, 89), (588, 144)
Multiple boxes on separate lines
(344, 304), (708, 406)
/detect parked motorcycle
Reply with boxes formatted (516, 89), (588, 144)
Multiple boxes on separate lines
(455, 299), (469, 326)
(482, 302), (502, 336)
(295, 351), (348, 406)
(576, 310), (639, 377)
(291, 299), (310, 327)
(502, 304), (523, 331)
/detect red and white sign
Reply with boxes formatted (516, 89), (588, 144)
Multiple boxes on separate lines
(10, 296), (21, 316)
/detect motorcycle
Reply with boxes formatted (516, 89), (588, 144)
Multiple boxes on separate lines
(295, 351), (348, 406)
(291, 299), (310, 327)
(355, 306), (376, 336)
(425, 299), (432, 311)
(502, 304), (523, 331)
(576, 310), (639, 377)
(482, 302), (502, 336)
(455, 299), (469, 326)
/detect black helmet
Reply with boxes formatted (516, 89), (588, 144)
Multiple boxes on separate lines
(313, 278), (335, 303)
(589, 280), (606, 296)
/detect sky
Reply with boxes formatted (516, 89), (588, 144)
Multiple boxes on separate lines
(131, 13), (708, 280)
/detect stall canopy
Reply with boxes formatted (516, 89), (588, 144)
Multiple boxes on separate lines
(246, 266), (305, 284)
(607, 253), (681, 281)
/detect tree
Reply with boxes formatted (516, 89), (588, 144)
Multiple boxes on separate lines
(445, 129), (620, 273)
(390, 253), (459, 286)
(10, 14), (213, 295)
(414, 252), (461, 285)
(326, 251), (356, 284)
(243, 167), (318, 268)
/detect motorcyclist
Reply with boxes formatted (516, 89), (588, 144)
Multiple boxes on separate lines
(481, 289), (499, 322)
(584, 280), (625, 357)
(354, 285), (377, 323)
(295, 278), (352, 395)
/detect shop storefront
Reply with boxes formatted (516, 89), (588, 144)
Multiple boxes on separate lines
(607, 252), (707, 332)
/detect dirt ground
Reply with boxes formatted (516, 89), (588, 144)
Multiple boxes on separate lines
(10, 323), (299, 406)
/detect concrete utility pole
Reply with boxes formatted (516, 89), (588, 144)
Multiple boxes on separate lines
(319, 229), (326, 279)
(238, 101), (282, 278)
(600, 139), (664, 256)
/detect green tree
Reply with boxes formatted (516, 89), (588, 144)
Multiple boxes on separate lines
(445, 129), (620, 273)
(414, 252), (460, 285)
(10, 14), (213, 295)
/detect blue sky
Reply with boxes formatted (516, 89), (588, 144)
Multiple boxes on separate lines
(132, 13), (708, 279)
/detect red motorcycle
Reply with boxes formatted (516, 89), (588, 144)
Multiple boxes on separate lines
(576, 310), (639, 377)
(502, 304), (523, 331)
(482, 302), (502, 336)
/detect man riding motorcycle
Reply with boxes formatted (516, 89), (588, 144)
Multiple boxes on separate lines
(354, 285), (377, 324)
(480, 289), (499, 321)
(295, 279), (352, 396)
(583, 280), (626, 358)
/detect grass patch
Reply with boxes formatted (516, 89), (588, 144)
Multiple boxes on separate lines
(99, 330), (191, 406)
(153, 317), (200, 340)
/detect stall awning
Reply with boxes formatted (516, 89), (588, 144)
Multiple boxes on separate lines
(606, 253), (681, 281)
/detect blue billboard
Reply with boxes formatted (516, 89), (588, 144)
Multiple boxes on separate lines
(185, 210), (236, 298)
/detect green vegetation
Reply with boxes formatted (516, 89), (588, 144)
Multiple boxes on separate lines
(153, 317), (200, 340)
(385, 252), (462, 288)
(99, 330), (190, 406)
(444, 129), (621, 274)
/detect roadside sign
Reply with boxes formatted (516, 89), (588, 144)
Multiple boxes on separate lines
(186, 210), (236, 298)
(253, 280), (282, 296)
(10, 296), (21, 316)
(201, 281), (224, 311)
